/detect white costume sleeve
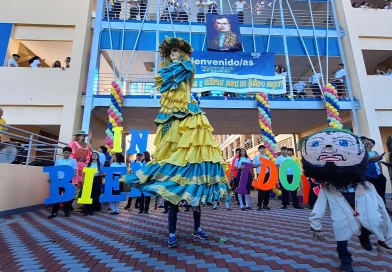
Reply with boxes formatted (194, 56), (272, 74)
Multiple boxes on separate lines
(309, 186), (328, 231)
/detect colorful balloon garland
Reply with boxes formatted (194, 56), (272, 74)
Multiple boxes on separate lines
(105, 81), (124, 154)
(322, 83), (343, 129)
(256, 92), (278, 163)
(256, 92), (281, 196)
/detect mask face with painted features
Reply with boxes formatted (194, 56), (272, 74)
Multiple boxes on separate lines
(301, 129), (368, 186)
(302, 130), (366, 167)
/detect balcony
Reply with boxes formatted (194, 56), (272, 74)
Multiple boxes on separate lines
(363, 75), (392, 110)
(0, 68), (79, 105)
(100, 0), (334, 29)
(0, 0), (92, 25)
(351, 8), (392, 39)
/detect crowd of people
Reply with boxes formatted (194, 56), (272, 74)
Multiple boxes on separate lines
(48, 129), (392, 220)
(6, 54), (71, 69)
(352, 0), (392, 9)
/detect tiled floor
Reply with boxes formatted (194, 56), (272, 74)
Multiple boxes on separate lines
(1, 193), (391, 272)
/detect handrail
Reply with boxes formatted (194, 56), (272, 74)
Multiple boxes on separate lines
(101, 2), (334, 28)
(0, 124), (68, 166)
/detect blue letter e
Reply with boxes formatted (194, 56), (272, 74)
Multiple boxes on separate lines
(43, 165), (76, 204)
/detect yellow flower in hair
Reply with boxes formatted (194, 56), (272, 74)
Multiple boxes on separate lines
(178, 37), (183, 41)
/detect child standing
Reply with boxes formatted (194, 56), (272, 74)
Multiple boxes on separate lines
(83, 152), (103, 216)
(110, 153), (126, 215)
(47, 147), (77, 219)
(234, 148), (253, 210)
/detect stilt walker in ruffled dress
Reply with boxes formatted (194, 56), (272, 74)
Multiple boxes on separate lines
(127, 37), (229, 248)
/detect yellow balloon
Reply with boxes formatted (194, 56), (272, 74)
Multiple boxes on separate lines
(113, 123), (118, 127)
(276, 190), (282, 197)
(272, 158), (276, 163)
(327, 83), (332, 88)
(115, 95), (120, 100)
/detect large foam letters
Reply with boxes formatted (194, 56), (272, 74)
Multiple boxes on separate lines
(100, 167), (127, 202)
(279, 160), (301, 191)
(225, 164), (232, 182)
(252, 157), (278, 191)
(236, 162), (252, 194)
(44, 166), (76, 204)
(77, 167), (97, 204)
(301, 175), (310, 204)
(127, 129), (150, 154)
(112, 127), (124, 153)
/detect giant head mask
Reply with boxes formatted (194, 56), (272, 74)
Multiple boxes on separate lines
(301, 129), (368, 186)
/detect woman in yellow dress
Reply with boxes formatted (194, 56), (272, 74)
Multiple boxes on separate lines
(127, 37), (229, 248)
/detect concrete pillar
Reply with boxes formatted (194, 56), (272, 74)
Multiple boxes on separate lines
(240, 135), (245, 148)
(334, 0), (390, 190)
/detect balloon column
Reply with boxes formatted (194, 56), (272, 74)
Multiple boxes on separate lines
(255, 92), (281, 197)
(256, 92), (278, 163)
(106, 81), (124, 154)
(323, 83), (343, 129)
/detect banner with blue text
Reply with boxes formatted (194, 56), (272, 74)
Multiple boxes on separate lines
(191, 51), (285, 94)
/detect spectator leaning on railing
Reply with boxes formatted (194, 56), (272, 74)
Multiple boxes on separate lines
(7, 54), (20, 67)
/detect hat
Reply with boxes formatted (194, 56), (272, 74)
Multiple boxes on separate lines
(12, 54), (20, 58)
(74, 130), (88, 136)
(159, 37), (193, 58)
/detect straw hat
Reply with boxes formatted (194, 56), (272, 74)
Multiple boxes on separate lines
(74, 130), (88, 136)
(159, 37), (193, 58)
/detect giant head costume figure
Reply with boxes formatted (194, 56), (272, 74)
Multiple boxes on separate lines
(301, 129), (368, 187)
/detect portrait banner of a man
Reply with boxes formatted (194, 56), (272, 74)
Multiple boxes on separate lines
(207, 14), (242, 52)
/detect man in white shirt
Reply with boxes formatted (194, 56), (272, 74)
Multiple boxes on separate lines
(332, 63), (346, 96)
(232, 0), (250, 24)
(276, 146), (303, 209)
(309, 69), (323, 96)
(48, 147), (77, 219)
(253, 145), (272, 210)
(7, 54), (20, 67)
(293, 81), (306, 95)
(196, 0), (206, 23)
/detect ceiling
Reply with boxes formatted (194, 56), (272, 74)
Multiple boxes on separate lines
(92, 107), (351, 135)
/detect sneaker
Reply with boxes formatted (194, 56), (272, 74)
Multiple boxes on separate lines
(124, 205), (130, 210)
(168, 235), (178, 248)
(263, 205), (271, 210)
(257, 205), (262, 211)
(110, 212), (115, 215)
(192, 230), (209, 240)
(281, 205), (287, 209)
(138, 210), (144, 214)
(114, 211), (120, 215)
(212, 207), (217, 210)
(339, 262), (353, 272)
(377, 241), (392, 256)
(143, 211), (149, 214)
(47, 214), (57, 219)
(163, 210), (169, 214)
(64, 213), (70, 218)
(246, 207), (252, 210)
(293, 205), (304, 209)
(307, 204), (314, 209)
(359, 237), (373, 251)
(241, 207), (246, 211)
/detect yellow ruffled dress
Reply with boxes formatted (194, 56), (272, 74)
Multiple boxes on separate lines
(126, 60), (229, 206)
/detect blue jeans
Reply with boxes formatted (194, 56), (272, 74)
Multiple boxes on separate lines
(337, 241), (353, 264)
(168, 203), (201, 233)
(337, 192), (372, 264)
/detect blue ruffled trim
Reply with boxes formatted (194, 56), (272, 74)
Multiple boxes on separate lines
(126, 161), (229, 206)
(154, 103), (204, 125)
(159, 61), (194, 93)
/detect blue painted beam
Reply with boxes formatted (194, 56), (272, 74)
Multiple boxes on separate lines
(100, 29), (340, 56)
(90, 95), (356, 110)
